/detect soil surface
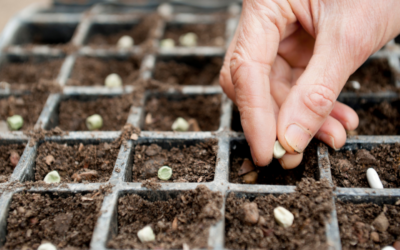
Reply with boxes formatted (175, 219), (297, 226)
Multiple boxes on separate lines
(35, 141), (119, 183)
(354, 101), (400, 135)
(107, 185), (223, 249)
(58, 94), (133, 131)
(329, 144), (400, 188)
(0, 144), (26, 183)
(225, 178), (333, 249)
(337, 200), (400, 249)
(3, 192), (104, 249)
(153, 57), (222, 86)
(163, 22), (226, 47)
(0, 58), (63, 88)
(132, 140), (217, 183)
(144, 95), (221, 131)
(230, 140), (319, 185)
(342, 58), (396, 93)
(67, 56), (141, 86)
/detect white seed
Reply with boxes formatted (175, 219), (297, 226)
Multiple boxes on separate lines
(137, 225), (155, 243)
(38, 243), (57, 250)
(381, 247), (396, 250)
(105, 73), (122, 88)
(274, 206), (294, 228)
(349, 80), (361, 90)
(172, 117), (189, 132)
(86, 114), (103, 131)
(160, 38), (175, 49)
(367, 168), (384, 189)
(273, 140), (286, 159)
(158, 166), (172, 181)
(44, 171), (61, 184)
(179, 32), (198, 47)
(117, 35), (134, 49)
(157, 3), (173, 19)
(7, 115), (23, 131)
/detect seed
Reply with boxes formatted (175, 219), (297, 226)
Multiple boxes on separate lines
(44, 171), (61, 184)
(274, 206), (294, 228)
(242, 171), (258, 184)
(38, 242), (57, 250)
(9, 151), (20, 167)
(179, 32), (198, 47)
(171, 117), (189, 132)
(349, 80), (361, 90)
(372, 212), (389, 232)
(117, 35), (134, 49)
(137, 225), (155, 243)
(157, 3), (173, 19)
(381, 247), (396, 250)
(188, 118), (201, 131)
(366, 168), (383, 189)
(158, 166), (172, 181)
(160, 38), (175, 49)
(273, 140), (286, 159)
(105, 73), (122, 88)
(238, 158), (255, 176)
(7, 115), (23, 131)
(86, 114), (103, 131)
(45, 155), (55, 166)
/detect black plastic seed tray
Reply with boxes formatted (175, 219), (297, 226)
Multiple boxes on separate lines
(0, 2), (399, 250)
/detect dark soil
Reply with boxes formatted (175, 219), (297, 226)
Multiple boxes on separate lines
(3, 191), (104, 249)
(329, 144), (400, 188)
(225, 178), (333, 249)
(336, 200), (400, 249)
(35, 141), (119, 183)
(342, 58), (396, 93)
(231, 105), (243, 132)
(354, 101), (400, 135)
(0, 144), (26, 183)
(163, 22), (226, 47)
(153, 57), (222, 86)
(107, 185), (223, 249)
(132, 140), (217, 183)
(58, 94), (133, 131)
(67, 57), (141, 86)
(229, 140), (319, 185)
(144, 95), (221, 131)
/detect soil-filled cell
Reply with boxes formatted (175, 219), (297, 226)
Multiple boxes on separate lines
(107, 185), (223, 249)
(153, 56), (222, 86)
(342, 58), (396, 93)
(229, 140), (319, 185)
(13, 23), (77, 45)
(67, 56), (141, 86)
(0, 143), (26, 183)
(143, 95), (221, 131)
(3, 192), (104, 249)
(163, 22), (226, 47)
(131, 139), (217, 183)
(336, 199), (400, 249)
(225, 178), (333, 249)
(35, 141), (119, 183)
(57, 94), (133, 131)
(329, 144), (400, 188)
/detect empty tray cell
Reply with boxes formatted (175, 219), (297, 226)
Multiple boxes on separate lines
(3, 191), (104, 249)
(56, 94), (133, 131)
(107, 186), (223, 249)
(329, 143), (400, 188)
(0, 142), (26, 183)
(342, 58), (396, 93)
(130, 138), (217, 183)
(231, 104), (242, 132)
(143, 94), (221, 131)
(163, 21), (226, 47)
(34, 140), (119, 183)
(229, 139), (319, 185)
(0, 55), (63, 88)
(225, 178), (333, 249)
(12, 22), (77, 45)
(67, 56), (141, 86)
(336, 195), (400, 249)
(153, 56), (222, 86)
(86, 15), (159, 46)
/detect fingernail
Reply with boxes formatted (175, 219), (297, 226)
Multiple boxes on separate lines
(318, 132), (337, 150)
(278, 159), (287, 169)
(284, 124), (312, 153)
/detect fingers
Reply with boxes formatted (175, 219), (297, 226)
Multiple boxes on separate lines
(330, 102), (359, 131)
(315, 116), (347, 150)
(278, 153), (303, 170)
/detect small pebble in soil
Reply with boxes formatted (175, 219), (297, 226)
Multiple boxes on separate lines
(158, 166), (172, 181)
(382, 246), (396, 250)
(372, 212), (389, 232)
(86, 114), (103, 131)
(44, 170), (61, 184)
(242, 202), (259, 225)
(105, 73), (122, 88)
(137, 225), (155, 243)
(370, 231), (380, 243)
(242, 171), (258, 184)
(349, 80), (361, 90)
(38, 242), (57, 250)
(45, 155), (55, 166)
(188, 118), (201, 131)
(273, 140), (286, 159)
(367, 168), (384, 189)
(117, 35), (134, 49)
(171, 117), (189, 131)
(238, 158), (255, 176)
(179, 32), (198, 47)
(274, 206), (294, 228)
(7, 115), (23, 131)
(157, 3), (173, 19)
(160, 38), (175, 49)
(9, 151), (20, 167)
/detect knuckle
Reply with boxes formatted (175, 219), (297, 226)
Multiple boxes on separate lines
(219, 66), (231, 88)
(303, 84), (336, 118)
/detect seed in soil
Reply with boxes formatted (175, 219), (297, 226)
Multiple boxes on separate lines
(242, 202), (259, 225)
(0, 144), (25, 183)
(157, 3), (173, 19)
(158, 166), (172, 181)
(179, 32), (198, 47)
(38, 242), (57, 250)
(273, 140), (286, 159)
(44, 170), (61, 184)
(7, 115), (23, 131)
(171, 117), (189, 131)
(117, 35), (134, 49)
(105, 73), (122, 88)
(349, 80), (361, 90)
(137, 226), (156, 243)
(274, 206), (294, 228)
(9, 150), (20, 167)
(86, 114), (103, 131)
(160, 38), (175, 49)
(382, 247), (396, 250)
(366, 168), (384, 189)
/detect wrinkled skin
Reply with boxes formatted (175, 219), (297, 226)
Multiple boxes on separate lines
(220, 0), (400, 169)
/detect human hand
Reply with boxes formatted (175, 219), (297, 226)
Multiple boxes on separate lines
(220, 0), (400, 168)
